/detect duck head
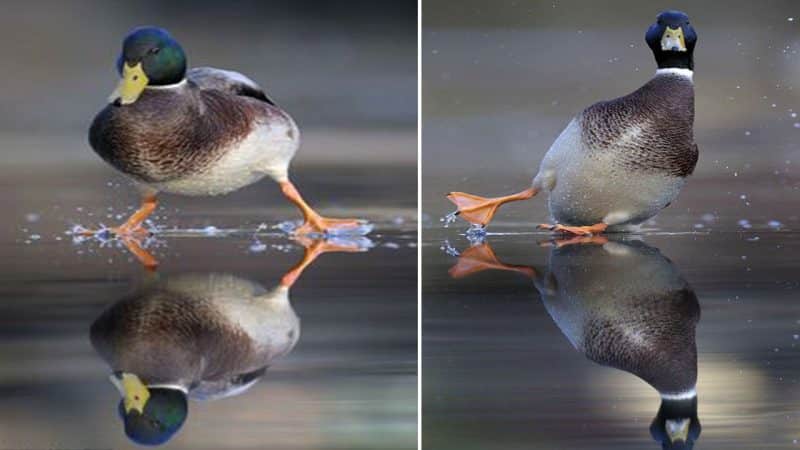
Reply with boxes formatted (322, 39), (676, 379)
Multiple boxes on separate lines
(110, 372), (188, 446)
(111, 26), (187, 105)
(645, 10), (697, 70)
(650, 396), (701, 449)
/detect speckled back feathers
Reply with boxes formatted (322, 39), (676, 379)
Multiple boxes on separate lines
(580, 73), (698, 178)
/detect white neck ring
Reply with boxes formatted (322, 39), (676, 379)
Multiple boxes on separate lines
(655, 68), (694, 80)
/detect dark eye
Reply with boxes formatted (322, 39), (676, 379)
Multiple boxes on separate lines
(149, 47), (160, 55)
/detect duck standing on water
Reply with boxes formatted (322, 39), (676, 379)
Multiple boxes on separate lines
(447, 10), (698, 235)
(87, 26), (366, 237)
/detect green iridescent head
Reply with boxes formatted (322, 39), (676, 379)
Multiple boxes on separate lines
(111, 373), (188, 446)
(111, 26), (187, 104)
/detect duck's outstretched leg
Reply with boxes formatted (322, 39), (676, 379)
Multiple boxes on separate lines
(279, 180), (367, 236)
(447, 187), (538, 227)
(449, 243), (537, 279)
(537, 222), (608, 236)
(80, 193), (157, 238)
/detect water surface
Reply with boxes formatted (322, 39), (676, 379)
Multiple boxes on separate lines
(423, 224), (800, 449)
(1, 163), (418, 450)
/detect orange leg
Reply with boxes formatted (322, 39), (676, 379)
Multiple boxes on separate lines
(118, 236), (159, 271)
(80, 194), (157, 238)
(449, 243), (537, 279)
(447, 187), (538, 227)
(537, 222), (608, 236)
(280, 236), (365, 288)
(279, 180), (366, 236)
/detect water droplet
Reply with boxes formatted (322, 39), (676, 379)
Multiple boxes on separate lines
(441, 212), (458, 228)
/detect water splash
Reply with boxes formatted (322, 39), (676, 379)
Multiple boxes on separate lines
(326, 221), (374, 237)
(275, 220), (300, 234)
(465, 224), (487, 245)
(327, 235), (375, 251)
(275, 220), (374, 238)
(440, 211), (458, 228)
(440, 239), (460, 257)
(201, 225), (221, 236)
(248, 238), (268, 253)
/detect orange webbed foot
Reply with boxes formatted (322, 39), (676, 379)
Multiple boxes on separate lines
(278, 180), (371, 237)
(77, 194), (158, 240)
(446, 187), (538, 227)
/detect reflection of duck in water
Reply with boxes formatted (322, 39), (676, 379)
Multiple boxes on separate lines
(449, 237), (701, 449)
(91, 237), (369, 445)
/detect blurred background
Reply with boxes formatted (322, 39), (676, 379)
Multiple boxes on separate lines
(2, 0), (417, 165)
(0, 1), (418, 449)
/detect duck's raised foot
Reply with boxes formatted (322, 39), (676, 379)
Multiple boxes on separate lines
(537, 222), (608, 236)
(446, 187), (538, 227)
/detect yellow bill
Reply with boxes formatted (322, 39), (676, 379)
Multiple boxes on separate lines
(661, 26), (687, 52)
(666, 418), (690, 443)
(111, 372), (151, 414)
(110, 62), (149, 105)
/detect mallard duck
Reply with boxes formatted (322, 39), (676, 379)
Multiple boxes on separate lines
(447, 10), (698, 235)
(87, 26), (366, 237)
(89, 234), (369, 445)
(448, 238), (701, 448)
(91, 273), (299, 445)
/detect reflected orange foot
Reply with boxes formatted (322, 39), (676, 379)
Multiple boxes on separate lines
(537, 222), (608, 236)
(449, 243), (537, 279)
(539, 235), (609, 248)
(294, 216), (368, 237)
(118, 237), (159, 271)
(280, 237), (367, 287)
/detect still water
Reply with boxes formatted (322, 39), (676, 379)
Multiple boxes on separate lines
(0, 164), (417, 449)
(423, 223), (800, 449)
